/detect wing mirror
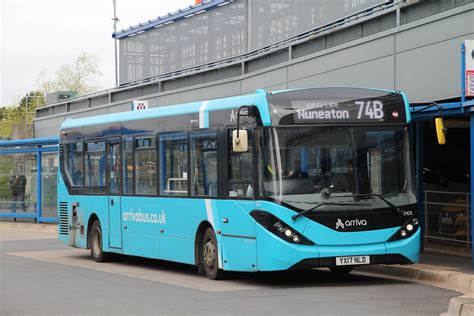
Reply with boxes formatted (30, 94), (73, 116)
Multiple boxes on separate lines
(232, 129), (248, 152)
(232, 105), (258, 152)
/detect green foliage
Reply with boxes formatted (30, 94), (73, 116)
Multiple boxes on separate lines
(0, 91), (45, 138)
(0, 52), (102, 139)
(0, 156), (15, 200)
(0, 106), (19, 139)
(36, 52), (103, 95)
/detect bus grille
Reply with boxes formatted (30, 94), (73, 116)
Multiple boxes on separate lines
(59, 202), (68, 236)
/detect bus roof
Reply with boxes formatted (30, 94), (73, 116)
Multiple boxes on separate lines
(60, 91), (268, 130)
(60, 87), (408, 131)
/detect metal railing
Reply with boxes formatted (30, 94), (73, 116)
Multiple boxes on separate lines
(424, 190), (471, 246)
(0, 201), (37, 222)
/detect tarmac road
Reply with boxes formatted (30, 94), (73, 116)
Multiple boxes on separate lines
(0, 225), (459, 315)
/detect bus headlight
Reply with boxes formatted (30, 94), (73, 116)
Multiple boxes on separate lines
(388, 214), (419, 242)
(250, 210), (314, 245)
(275, 223), (284, 232)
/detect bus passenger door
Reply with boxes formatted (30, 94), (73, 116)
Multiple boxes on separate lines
(108, 138), (122, 249)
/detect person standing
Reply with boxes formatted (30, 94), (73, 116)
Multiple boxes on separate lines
(9, 166), (27, 213)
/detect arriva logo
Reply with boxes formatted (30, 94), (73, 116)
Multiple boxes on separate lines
(230, 109), (237, 123)
(336, 219), (345, 230)
(336, 218), (368, 230)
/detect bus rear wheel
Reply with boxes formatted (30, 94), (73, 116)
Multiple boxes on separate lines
(90, 220), (110, 262)
(202, 227), (225, 280)
(329, 266), (353, 275)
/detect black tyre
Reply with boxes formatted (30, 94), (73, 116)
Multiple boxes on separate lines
(202, 227), (225, 280)
(90, 220), (110, 262)
(329, 266), (353, 275)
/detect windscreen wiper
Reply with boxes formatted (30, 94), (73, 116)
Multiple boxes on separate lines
(291, 201), (368, 221)
(353, 193), (401, 215)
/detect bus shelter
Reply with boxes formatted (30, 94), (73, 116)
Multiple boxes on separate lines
(0, 137), (59, 223)
(411, 42), (473, 265)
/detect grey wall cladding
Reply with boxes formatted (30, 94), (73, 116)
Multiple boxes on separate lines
(245, 49), (289, 73)
(400, 0), (473, 25)
(362, 12), (396, 37)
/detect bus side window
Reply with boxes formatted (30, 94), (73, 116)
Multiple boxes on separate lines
(191, 132), (218, 197)
(160, 133), (188, 196)
(134, 137), (157, 195)
(85, 141), (106, 193)
(64, 142), (84, 189)
(122, 137), (134, 194)
(108, 139), (121, 195)
(228, 129), (254, 198)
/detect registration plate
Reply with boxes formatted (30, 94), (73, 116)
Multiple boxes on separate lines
(335, 255), (370, 266)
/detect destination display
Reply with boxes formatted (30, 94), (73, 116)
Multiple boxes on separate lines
(267, 88), (407, 125)
(293, 99), (386, 122)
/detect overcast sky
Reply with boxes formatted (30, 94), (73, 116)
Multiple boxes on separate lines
(0, 0), (192, 105)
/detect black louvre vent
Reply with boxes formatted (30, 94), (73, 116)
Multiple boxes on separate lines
(59, 202), (68, 235)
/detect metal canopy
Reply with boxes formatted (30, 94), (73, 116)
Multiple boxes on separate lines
(0, 137), (59, 148)
(411, 100), (474, 121)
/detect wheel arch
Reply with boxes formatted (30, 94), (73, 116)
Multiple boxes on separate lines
(86, 213), (100, 249)
(194, 220), (213, 266)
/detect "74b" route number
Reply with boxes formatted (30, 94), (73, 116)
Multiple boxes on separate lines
(356, 101), (384, 120)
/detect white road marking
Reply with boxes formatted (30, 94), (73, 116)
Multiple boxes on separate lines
(0, 228), (57, 241)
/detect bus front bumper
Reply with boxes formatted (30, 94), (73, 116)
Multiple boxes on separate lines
(255, 224), (420, 271)
(290, 229), (420, 270)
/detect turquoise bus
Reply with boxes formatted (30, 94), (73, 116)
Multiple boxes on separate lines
(58, 87), (419, 280)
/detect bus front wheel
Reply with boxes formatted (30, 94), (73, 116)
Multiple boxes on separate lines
(90, 220), (110, 262)
(202, 227), (225, 280)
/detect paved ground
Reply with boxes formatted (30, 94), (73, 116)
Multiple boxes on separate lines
(0, 225), (459, 315)
(420, 253), (473, 275)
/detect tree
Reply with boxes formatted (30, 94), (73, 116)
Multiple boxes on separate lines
(0, 91), (46, 138)
(0, 106), (12, 138)
(0, 52), (102, 138)
(17, 91), (46, 123)
(36, 52), (103, 96)
(0, 107), (8, 121)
